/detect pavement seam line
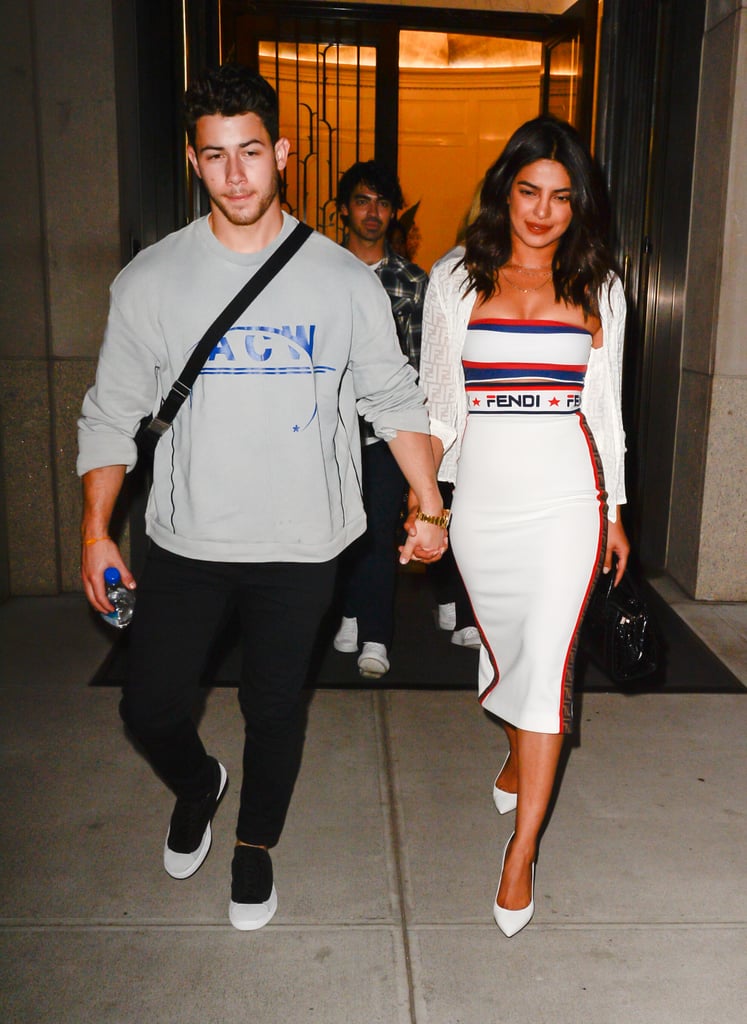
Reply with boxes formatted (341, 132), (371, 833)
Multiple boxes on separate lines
(374, 689), (418, 1024)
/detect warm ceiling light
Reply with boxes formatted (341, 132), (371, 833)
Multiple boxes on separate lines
(399, 32), (542, 70)
(259, 35), (543, 71)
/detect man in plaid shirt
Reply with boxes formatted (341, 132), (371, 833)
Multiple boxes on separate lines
(334, 160), (429, 678)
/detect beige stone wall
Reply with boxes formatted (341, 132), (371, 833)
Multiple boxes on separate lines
(0, 0), (119, 594)
(669, 0), (747, 599)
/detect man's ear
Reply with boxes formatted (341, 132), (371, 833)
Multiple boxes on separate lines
(274, 137), (290, 171)
(187, 146), (202, 179)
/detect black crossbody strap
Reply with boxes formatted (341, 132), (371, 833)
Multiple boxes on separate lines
(145, 221), (313, 439)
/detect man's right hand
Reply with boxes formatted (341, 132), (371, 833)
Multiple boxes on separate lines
(81, 537), (136, 614)
(80, 465), (132, 612)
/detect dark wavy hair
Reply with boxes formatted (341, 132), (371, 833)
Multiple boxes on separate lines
(463, 115), (614, 316)
(184, 64), (279, 146)
(335, 160), (405, 226)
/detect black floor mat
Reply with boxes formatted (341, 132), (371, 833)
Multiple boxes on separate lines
(89, 569), (743, 694)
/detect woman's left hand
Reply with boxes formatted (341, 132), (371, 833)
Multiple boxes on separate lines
(604, 511), (630, 586)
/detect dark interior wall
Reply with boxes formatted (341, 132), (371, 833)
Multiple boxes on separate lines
(594, 0), (706, 569)
(0, 415), (8, 602)
(112, 0), (191, 261)
(632, 1), (706, 569)
(111, 0), (192, 571)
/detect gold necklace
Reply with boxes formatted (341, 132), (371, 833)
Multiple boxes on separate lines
(500, 267), (552, 293)
(504, 262), (553, 274)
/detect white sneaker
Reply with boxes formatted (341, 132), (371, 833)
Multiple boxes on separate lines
(437, 602), (456, 631)
(163, 759), (228, 880)
(451, 626), (481, 649)
(229, 845), (278, 931)
(357, 642), (390, 678)
(333, 616), (358, 653)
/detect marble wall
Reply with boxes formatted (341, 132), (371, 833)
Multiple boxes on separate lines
(0, 0), (120, 594)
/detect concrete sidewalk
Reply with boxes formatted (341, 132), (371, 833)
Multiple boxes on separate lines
(1, 595), (745, 1023)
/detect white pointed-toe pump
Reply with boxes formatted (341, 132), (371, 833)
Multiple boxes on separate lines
(493, 833), (535, 937)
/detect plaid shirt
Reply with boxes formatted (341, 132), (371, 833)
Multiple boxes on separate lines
(374, 245), (428, 370)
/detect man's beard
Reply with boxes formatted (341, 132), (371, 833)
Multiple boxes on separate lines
(210, 175), (280, 227)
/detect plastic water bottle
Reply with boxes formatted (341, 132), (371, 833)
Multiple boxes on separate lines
(101, 567), (136, 629)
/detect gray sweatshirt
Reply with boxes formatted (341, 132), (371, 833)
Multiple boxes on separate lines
(77, 214), (430, 562)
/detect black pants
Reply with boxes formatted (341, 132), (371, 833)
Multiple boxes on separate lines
(427, 482), (475, 630)
(338, 440), (407, 649)
(120, 544), (337, 848)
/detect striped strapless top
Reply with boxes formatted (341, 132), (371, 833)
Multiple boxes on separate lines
(462, 319), (592, 415)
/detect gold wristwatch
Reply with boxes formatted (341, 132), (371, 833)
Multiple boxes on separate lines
(415, 509), (451, 529)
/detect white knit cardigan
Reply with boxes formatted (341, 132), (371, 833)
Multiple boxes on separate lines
(420, 251), (627, 521)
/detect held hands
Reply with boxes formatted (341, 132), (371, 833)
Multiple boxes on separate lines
(603, 513), (630, 587)
(80, 537), (136, 614)
(398, 495), (449, 564)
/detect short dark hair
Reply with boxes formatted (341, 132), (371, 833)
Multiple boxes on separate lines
(464, 115), (614, 315)
(184, 64), (279, 146)
(335, 160), (405, 224)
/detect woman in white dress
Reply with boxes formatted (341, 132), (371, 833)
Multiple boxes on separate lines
(417, 116), (630, 936)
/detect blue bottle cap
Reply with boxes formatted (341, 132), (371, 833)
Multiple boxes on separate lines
(104, 567), (121, 586)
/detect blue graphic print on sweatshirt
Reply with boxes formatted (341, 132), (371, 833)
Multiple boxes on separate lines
(200, 322), (335, 432)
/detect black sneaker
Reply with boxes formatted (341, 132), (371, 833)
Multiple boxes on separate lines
(229, 845), (278, 930)
(163, 758), (228, 879)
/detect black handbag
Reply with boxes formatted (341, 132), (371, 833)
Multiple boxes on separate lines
(581, 566), (659, 685)
(135, 221), (313, 462)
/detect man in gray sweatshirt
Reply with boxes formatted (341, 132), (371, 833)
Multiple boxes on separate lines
(77, 64), (450, 931)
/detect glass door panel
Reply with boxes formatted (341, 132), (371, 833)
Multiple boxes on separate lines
(544, 35), (582, 126)
(397, 30), (543, 270)
(220, 10), (388, 240)
(217, 5), (598, 264)
(258, 42), (376, 238)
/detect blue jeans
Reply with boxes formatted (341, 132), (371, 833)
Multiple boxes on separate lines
(120, 544), (336, 847)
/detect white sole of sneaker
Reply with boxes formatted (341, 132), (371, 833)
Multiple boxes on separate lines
(229, 885), (278, 931)
(451, 628), (481, 649)
(163, 762), (228, 880)
(358, 665), (387, 678)
(357, 644), (389, 678)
